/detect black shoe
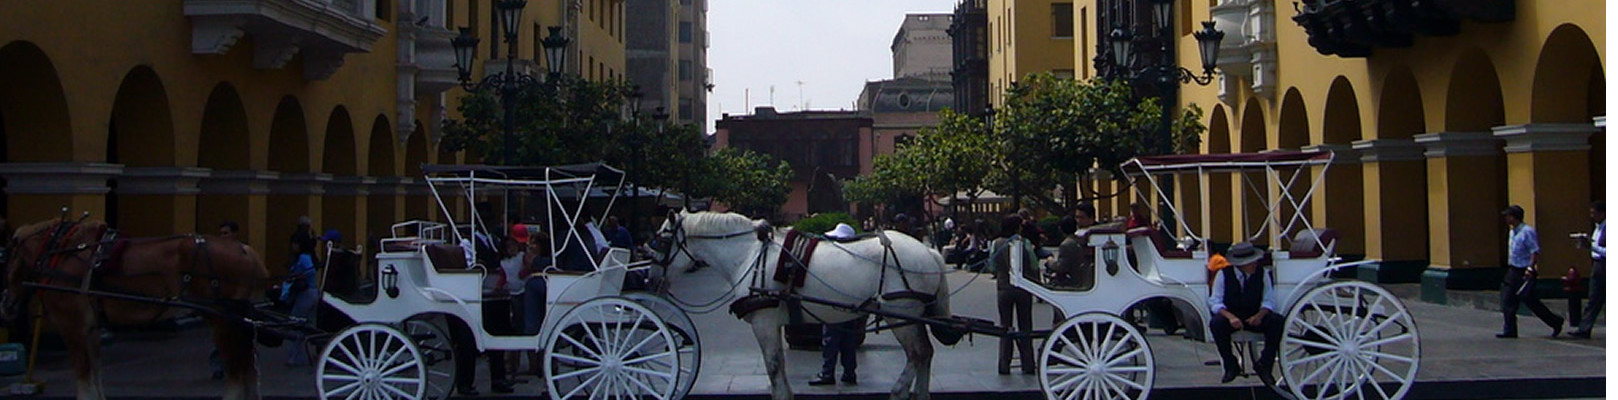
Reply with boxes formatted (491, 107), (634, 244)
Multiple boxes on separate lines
(1552, 322), (1564, 338)
(841, 374), (857, 384)
(1256, 368), (1276, 387)
(1220, 369), (1239, 383)
(1495, 332), (1517, 339)
(492, 381), (515, 394)
(1569, 330), (1592, 339)
(808, 375), (836, 386)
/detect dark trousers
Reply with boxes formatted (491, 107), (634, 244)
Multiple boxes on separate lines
(1209, 312), (1283, 373)
(1578, 260), (1605, 333)
(997, 288), (1035, 374)
(819, 319), (862, 378)
(1501, 267), (1564, 335)
(451, 299), (511, 390)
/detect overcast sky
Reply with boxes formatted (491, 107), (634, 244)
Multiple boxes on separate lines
(705, 0), (955, 130)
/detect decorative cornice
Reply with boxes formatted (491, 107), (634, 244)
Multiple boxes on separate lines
(0, 163), (123, 195)
(1351, 139), (1424, 163)
(1413, 131), (1501, 158)
(253, 33), (303, 69)
(326, 176), (374, 196)
(200, 170), (278, 195)
(1301, 144), (1362, 164)
(273, 173), (334, 195)
(1492, 123), (1594, 153)
(117, 167), (213, 195)
(370, 176), (405, 196)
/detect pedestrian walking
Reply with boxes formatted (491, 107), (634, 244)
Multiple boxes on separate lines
(1571, 201), (1604, 339)
(989, 214), (1036, 375)
(1498, 205), (1565, 338)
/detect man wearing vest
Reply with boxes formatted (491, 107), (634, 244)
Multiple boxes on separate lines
(1207, 242), (1281, 385)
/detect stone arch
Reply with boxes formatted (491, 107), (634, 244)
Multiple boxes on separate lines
(1236, 98), (1268, 244)
(269, 97), (312, 173)
(321, 106), (358, 248)
(1205, 105), (1232, 243)
(366, 115), (398, 241)
(1446, 49), (1506, 131)
(0, 41), (73, 163)
(195, 83), (252, 240)
(1532, 24), (1603, 124)
(1317, 76), (1365, 255)
(1376, 67), (1425, 139)
(108, 66), (177, 236)
(1321, 77), (1361, 145)
(1277, 88), (1309, 149)
(265, 96), (313, 270)
(405, 123), (430, 221)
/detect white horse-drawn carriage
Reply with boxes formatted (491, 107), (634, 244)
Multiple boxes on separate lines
(313, 163), (699, 400)
(650, 150), (1418, 400)
(1012, 151), (1420, 400)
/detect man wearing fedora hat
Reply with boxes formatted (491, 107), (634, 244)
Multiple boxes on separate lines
(1498, 205), (1564, 338)
(1207, 242), (1282, 385)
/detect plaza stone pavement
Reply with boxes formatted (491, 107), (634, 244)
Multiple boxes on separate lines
(2, 266), (1606, 399)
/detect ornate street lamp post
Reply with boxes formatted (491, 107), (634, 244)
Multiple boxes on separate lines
(451, 0), (570, 166)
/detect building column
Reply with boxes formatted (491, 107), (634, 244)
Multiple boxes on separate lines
(1495, 123), (1595, 277)
(198, 170), (276, 258)
(1300, 144), (1364, 258)
(1413, 132), (1505, 302)
(0, 162), (123, 226)
(116, 167), (210, 237)
(326, 175), (370, 249)
(1352, 139), (1428, 282)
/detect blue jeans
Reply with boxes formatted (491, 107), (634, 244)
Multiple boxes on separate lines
(819, 319), (862, 378)
(286, 286), (319, 365)
(522, 277), (548, 335)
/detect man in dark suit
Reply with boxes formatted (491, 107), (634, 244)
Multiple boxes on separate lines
(1207, 242), (1282, 385)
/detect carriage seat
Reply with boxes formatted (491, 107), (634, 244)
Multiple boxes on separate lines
(1127, 227), (1194, 259)
(1287, 229), (1338, 259)
(424, 244), (477, 273)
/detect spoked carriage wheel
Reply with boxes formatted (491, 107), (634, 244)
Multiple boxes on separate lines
(317, 324), (428, 399)
(623, 292), (703, 400)
(1039, 312), (1155, 400)
(404, 315), (457, 400)
(544, 297), (681, 400)
(1277, 281), (1420, 400)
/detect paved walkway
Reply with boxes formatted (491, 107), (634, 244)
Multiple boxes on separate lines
(0, 267), (1606, 399)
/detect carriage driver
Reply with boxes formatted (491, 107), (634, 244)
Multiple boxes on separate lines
(1207, 242), (1282, 385)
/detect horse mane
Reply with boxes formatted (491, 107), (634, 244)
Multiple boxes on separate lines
(681, 211), (759, 236)
(11, 218), (106, 243)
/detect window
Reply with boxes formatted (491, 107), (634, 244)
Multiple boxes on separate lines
(679, 21), (693, 43)
(679, 98), (693, 120)
(1081, 7), (1089, 78)
(468, 0), (479, 59)
(681, 0), (691, 5)
(679, 61), (692, 81)
(1053, 69), (1075, 79)
(376, 0), (392, 21)
(1052, 3), (1074, 38)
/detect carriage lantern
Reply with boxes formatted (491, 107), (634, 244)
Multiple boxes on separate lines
(381, 265), (400, 298)
(1101, 240), (1121, 276)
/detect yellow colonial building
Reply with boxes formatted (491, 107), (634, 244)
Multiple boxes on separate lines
(988, 0), (1078, 106)
(0, 0), (626, 273)
(989, 0), (1603, 297)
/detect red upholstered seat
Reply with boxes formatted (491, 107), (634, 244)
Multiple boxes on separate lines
(1128, 227), (1194, 259)
(425, 244), (475, 273)
(1288, 229), (1338, 259)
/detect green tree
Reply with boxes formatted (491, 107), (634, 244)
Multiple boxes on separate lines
(440, 75), (639, 167)
(844, 108), (994, 214)
(688, 148), (793, 218)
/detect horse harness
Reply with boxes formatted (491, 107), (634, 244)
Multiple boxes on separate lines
(654, 215), (935, 320)
(15, 220), (242, 326)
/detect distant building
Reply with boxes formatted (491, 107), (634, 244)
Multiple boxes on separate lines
(950, 0), (991, 115)
(892, 13), (955, 81)
(626, 0), (707, 125)
(676, 0), (711, 125)
(713, 107), (874, 221)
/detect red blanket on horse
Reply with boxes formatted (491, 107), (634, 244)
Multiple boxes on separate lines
(772, 229), (818, 288)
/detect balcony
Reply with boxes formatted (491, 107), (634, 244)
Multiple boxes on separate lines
(185, 0), (388, 80)
(1291, 0), (1514, 58)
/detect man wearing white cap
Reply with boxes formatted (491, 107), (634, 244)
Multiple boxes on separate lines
(1207, 242), (1281, 385)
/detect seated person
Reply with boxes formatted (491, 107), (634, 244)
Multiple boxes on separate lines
(555, 219), (606, 272)
(1207, 242), (1282, 385)
(1049, 204), (1098, 290)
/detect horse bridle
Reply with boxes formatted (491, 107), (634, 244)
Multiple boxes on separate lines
(649, 213), (756, 268)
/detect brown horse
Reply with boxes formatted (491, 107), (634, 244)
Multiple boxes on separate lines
(0, 218), (271, 400)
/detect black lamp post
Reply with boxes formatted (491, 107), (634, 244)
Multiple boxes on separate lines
(452, 0), (571, 166)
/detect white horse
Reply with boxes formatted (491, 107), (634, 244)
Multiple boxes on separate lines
(649, 211), (951, 400)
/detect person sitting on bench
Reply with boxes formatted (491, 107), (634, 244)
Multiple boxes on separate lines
(1207, 242), (1282, 385)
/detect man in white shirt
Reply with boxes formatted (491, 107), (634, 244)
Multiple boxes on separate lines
(1207, 242), (1281, 385)
(1572, 201), (1605, 338)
